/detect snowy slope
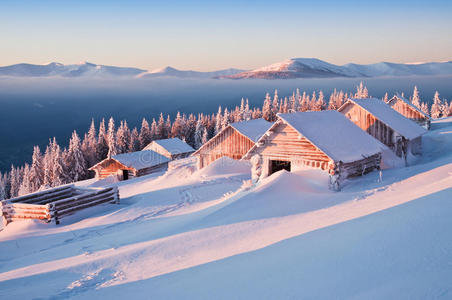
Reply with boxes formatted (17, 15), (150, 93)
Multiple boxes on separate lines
(1, 118), (452, 299)
(225, 58), (452, 79)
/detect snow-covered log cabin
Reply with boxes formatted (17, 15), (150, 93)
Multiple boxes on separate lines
(143, 138), (195, 160)
(193, 118), (272, 169)
(89, 150), (169, 180)
(243, 111), (384, 184)
(386, 94), (431, 129)
(338, 98), (427, 158)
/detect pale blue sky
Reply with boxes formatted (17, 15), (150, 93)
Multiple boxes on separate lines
(1, 0), (451, 71)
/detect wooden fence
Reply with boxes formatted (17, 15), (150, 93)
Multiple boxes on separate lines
(1, 184), (119, 226)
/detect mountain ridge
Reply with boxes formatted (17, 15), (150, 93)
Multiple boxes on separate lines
(1, 59), (451, 79)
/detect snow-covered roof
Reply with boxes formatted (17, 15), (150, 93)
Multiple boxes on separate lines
(276, 111), (385, 163)
(230, 118), (273, 142)
(144, 138), (194, 155)
(89, 150), (169, 171)
(345, 98), (427, 139)
(388, 94), (430, 119)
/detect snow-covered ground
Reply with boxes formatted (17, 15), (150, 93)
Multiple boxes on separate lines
(1, 118), (452, 299)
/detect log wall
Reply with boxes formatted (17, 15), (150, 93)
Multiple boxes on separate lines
(196, 126), (256, 169)
(388, 99), (430, 129)
(1, 185), (120, 226)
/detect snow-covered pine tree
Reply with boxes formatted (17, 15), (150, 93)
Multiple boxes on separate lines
(129, 127), (140, 152)
(83, 119), (98, 167)
(9, 166), (18, 198)
(96, 118), (109, 161)
(155, 113), (164, 139)
(317, 91), (326, 111)
(139, 118), (151, 149)
(171, 112), (183, 138)
(29, 146), (43, 192)
(222, 108), (230, 130)
(310, 91), (317, 111)
(262, 92), (272, 121)
(383, 92), (388, 103)
(441, 100), (450, 118)
(107, 117), (118, 156)
(194, 118), (204, 149)
(42, 143), (53, 187)
(66, 131), (86, 182)
(201, 127), (208, 145)
(51, 138), (65, 187)
(244, 99), (251, 120)
(164, 115), (172, 139)
(116, 121), (129, 154)
(150, 118), (158, 141)
(271, 90), (279, 119)
(215, 106), (222, 135)
(18, 163), (31, 196)
(430, 91), (442, 119)
(411, 86), (421, 108)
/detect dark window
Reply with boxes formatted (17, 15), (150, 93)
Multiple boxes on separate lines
(122, 170), (129, 180)
(270, 160), (291, 174)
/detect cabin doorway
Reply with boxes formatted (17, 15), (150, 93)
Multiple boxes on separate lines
(270, 160), (291, 175)
(122, 170), (129, 180)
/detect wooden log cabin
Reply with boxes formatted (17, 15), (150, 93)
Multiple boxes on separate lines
(338, 98), (427, 158)
(143, 138), (195, 160)
(193, 118), (272, 169)
(386, 94), (431, 129)
(89, 150), (169, 180)
(243, 111), (385, 182)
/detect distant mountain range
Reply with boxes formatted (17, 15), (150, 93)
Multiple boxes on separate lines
(1, 58), (451, 79)
(223, 58), (452, 79)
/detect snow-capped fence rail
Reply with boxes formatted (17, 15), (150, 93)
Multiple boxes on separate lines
(1, 185), (119, 226)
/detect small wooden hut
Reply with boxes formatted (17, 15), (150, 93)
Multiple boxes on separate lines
(338, 98), (427, 158)
(89, 150), (169, 180)
(193, 118), (272, 169)
(244, 111), (384, 182)
(386, 94), (431, 129)
(143, 138), (195, 160)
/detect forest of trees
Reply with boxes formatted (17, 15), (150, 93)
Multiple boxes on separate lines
(0, 83), (451, 200)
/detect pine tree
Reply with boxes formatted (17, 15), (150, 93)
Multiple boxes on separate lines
(421, 102), (429, 116)
(84, 119), (98, 167)
(66, 131), (86, 182)
(96, 118), (109, 161)
(244, 99), (251, 120)
(0, 172), (6, 200)
(262, 92), (273, 121)
(150, 118), (158, 140)
(42, 143), (53, 187)
(222, 108), (230, 130)
(164, 115), (172, 139)
(107, 117), (118, 156)
(411, 86), (421, 108)
(116, 121), (130, 154)
(215, 106), (222, 135)
(29, 146), (43, 192)
(430, 91), (442, 119)
(271, 89), (279, 118)
(18, 163), (31, 196)
(316, 91), (326, 111)
(383, 92), (389, 103)
(9, 165), (19, 198)
(139, 118), (151, 149)
(201, 127), (208, 145)
(51, 138), (65, 186)
(129, 127), (140, 152)
(171, 112), (183, 138)
(194, 118), (204, 149)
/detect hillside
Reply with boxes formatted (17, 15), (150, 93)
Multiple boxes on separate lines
(0, 118), (451, 299)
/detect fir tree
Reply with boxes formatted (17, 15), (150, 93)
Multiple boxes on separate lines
(51, 138), (65, 187)
(411, 86), (421, 108)
(262, 92), (273, 121)
(194, 118), (204, 149)
(171, 112), (183, 138)
(18, 163), (31, 196)
(222, 108), (230, 130)
(9, 165), (19, 198)
(430, 91), (442, 119)
(96, 119), (109, 161)
(139, 118), (151, 149)
(29, 146), (43, 192)
(215, 106), (222, 135)
(129, 127), (140, 152)
(107, 117), (118, 156)
(201, 127), (208, 145)
(66, 131), (86, 182)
